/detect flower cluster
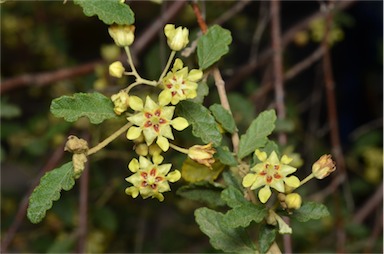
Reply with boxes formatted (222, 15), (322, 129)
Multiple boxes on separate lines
(107, 23), (207, 201)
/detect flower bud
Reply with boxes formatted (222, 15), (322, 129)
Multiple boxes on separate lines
(285, 193), (302, 210)
(109, 61), (125, 78)
(108, 24), (135, 47)
(312, 154), (336, 179)
(135, 143), (148, 156)
(64, 135), (88, 154)
(164, 24), (189, 51)
(188, 143), (216, 169)
(111, 91), (130, 115)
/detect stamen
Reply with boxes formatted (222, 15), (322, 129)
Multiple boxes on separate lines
(159, 118), (166, 124)
(153, 124), (160, 132)
(266, 175), (273, 183)
(154, 109), (161, 117)
(144, 121), (152, 128)
(145, 112), (152, 119)
(150, 168), (156, 176)
(141, 172), (148, 179)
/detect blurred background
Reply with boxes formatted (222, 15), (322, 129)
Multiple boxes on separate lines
(1, 0), (382, 253)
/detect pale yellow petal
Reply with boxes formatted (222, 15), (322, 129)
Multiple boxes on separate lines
(258, 185), (272, 203)
(171, 117), (189, 130)
(128, 158), (140, 172)
(284, 176), (300, 188)
(127, 126), (142, 140)
(242, 173), (257, 188)
(129, 96), (144, 111)
(156, 136), (169, 151)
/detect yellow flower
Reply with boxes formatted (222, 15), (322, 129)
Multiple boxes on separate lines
(108, 24), (135, 47)
(111, 91), (130, 115)
(164, 24), (189, 51)
(285, 193), (302, 210)
(242, 150), (300, 203)
(125, 155), (181, 201)
(188, 143), (216, 169)
(126, 95), (189, 152)
(312, 154), (336, 179)
(109, 61), (125, 78)
(159, 58), (202, 105)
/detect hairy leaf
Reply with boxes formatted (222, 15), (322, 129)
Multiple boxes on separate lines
(181, 158), (225, 183)
(210, 104), (237, 134)
(27, 162), (75, 224)
(293, 202), (330, 222)
(176, 101), (222, 146)
(221, 185), (248, 209)
(215, 146), (238, 166)
(50, 92), (116, 124)
(190, 82), (209, 104)
(224, 203), (267, 228)
(238, 110), (277, 159)
(74, 0), (134, 25)
(177, 182), (226, 207)
(259, 225), (277, 254)
(195, 207), (255, 253)
(197, 25), (232, 70)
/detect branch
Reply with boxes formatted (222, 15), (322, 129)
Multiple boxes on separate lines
(353, 182), (383, 224)
(0, 0), (187, 94)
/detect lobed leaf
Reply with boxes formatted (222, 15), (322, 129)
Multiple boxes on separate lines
(215, 146), (238, 166)
(258, 225), (277, 254)
(197, 25), (232, 70)
(210, 104), (237, 134)
(223, 203), (267, 228)
(190, 82), (209, 104)
(181, 158), (225, 183)
(293, 202), (330, 222)
(221, 185), (248, 209)
(50, 92), (116, 124)
(74, 0), (135, 25)
(237, 110), (277, 159)
(195, 207), (255, 253)
(176, 182), (226, 207)
(176, 101), (222, 146)
(27, 162), (75, 224)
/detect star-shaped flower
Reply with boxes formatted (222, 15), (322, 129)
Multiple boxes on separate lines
(242, 150), (300, 203)
(126, 95), (189, 151)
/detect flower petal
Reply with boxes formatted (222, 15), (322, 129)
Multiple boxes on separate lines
(156, 136), (169, 151)
(139, 156), (152, 169)
(284, 176), (300, 188)
(258, 185), (272, 203)
(125, 186), (139, 198)
(144, 96), (158, 111)
(255, 149), (267, 161)
(159, 89), (172, 106)
(188, 69), (203, 81)
(127, 126), (142, 140)
(171, 117), (189, 130)
(167, 170), (181, 182)
(143, 128), (157, 145)
(242, 173), (257, 188)
(268, 151), (280, 164)
(128, 158), (140, 172)
(280, 164), (297, 176)
(270, 179), (285, 193)
(129, 96), (143, 111)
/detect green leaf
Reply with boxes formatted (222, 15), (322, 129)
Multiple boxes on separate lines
(74, 0), (134, 25)
(210, 104), (237, 134)
(197, 25), (232, 70)
(50, 92), (116, 124)
(221, 185), (248, 209)
(177, 182), (226, 207)
(27, 162), (75, 224)
(237, 110), (277, 159)
(195, 207), (255, 253)
(293, 202), (330, 222)
(181, 158), (225, 183)
(215, 146), (238, 166)
(176, 101), (222, 146)
(190, 82), (209, 104)
(258, 225), (276, 254)
(0, 99), (21, 119)
(223, 203), (267, 228)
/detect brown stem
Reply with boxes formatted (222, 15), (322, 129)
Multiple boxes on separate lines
(0, 142), (66, 252)
(0, 0), (187, 94)
(353, 182), (383, 224)
(191, 2), (208, 34)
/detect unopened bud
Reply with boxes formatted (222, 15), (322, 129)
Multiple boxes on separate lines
(135, 143), (148, 156)
(64, 135), (88, 154)
(111, 91), (130, 115)
(285, 193), (302, 210)
(108, 24), (135, 47)
(109, 61), (125, 78)
(164, 24), (189, 51)
(188, 143), (216, 169)
(312, 154), (336, 179)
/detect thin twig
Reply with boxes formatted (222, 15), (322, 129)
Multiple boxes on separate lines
(0, 142), (66, 252)
(77, 141), (90, 253)
(353, 182), (383, 224)
(0, 0), (187, 94)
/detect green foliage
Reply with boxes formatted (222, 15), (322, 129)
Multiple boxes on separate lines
(73, 0), (134, 25)
(197, 25), (232, 70)
(0, 99), (21, 119)
(238, 110), (277, 159)
(210, 104), (237, 134)
(292, 202), (330, 222)
(258, 225), (277, 253)
(195, 207), (256, 253)
(50, 92), (116, 124)
(215, 146), (238, 166)
(181, 158), (225, 183)
(224, 203), (267, 228)
(221, 185), (247, 208)
(27, 162), (76, 224)
(176, 181), (226, 207)
(190, 82), (209, 104)
(176, 100), (222, 146)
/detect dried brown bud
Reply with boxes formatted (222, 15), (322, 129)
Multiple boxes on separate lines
(64, 135), (88, 154)
(312, 154), (336, 179)
(188, 143), (216, 169)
